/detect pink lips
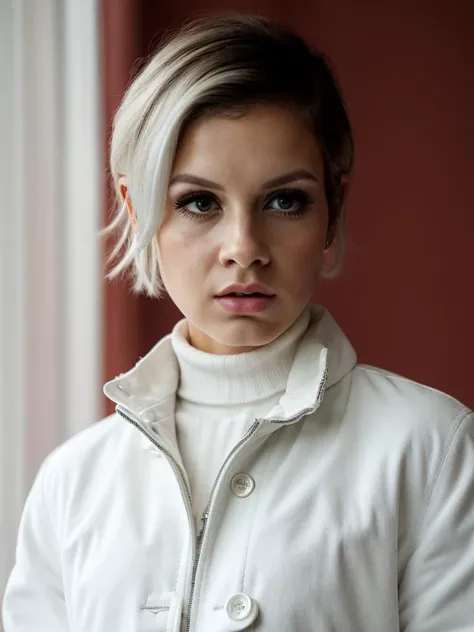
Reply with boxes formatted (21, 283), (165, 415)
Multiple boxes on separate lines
(216, 282), (274, 297)
(214, 294), (275, 313)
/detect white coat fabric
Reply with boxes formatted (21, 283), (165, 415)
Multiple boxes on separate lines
(3, 303), (474, 631)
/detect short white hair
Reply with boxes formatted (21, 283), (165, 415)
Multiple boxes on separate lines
(101, 13), (354, 298)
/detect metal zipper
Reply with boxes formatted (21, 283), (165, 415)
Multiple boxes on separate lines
(184, 417), (262, 632)
(266, 348), (329, 427)
(116, 407), (263, 631)
(117, 347), (329, 631)
(183, 394), (326, 630)
(115, 407), (193, 512)
(120, 407), (314, 631)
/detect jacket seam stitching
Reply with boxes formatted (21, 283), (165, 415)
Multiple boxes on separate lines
(407, 408), (473, 561)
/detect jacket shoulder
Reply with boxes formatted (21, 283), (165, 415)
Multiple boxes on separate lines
(38, 413), (134, 493)
(351, 363), (471, 435)
(345, 365), (473, 534)
(47, 413), (126, 460)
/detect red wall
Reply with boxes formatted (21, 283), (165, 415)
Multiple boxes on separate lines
(102, 0), (474, 415)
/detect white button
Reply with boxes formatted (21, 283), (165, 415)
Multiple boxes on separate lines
(225, 593), (258, 628)
(230, 473), (255, 498)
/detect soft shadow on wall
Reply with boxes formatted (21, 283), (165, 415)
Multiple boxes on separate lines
(101, 0), (474, 415)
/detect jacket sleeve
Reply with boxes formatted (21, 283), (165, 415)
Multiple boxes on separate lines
(398, 411), (474, 631)
(2, 455), (70, 631)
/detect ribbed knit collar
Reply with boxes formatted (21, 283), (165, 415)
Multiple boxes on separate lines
(170, 308), (312, 405)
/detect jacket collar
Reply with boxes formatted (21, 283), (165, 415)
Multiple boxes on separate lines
(103, 303), (357, 431)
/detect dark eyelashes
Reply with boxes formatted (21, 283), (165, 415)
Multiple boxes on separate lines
(270, 188), (313, 206)
(172, 188), (314, 213)
(172, 189), (213, 210)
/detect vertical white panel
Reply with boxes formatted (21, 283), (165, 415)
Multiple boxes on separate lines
(0, 0), (27, 597)
(23, 0), (64, 484)
(63, 0), (103, 438)
(0, 0), (102, 597)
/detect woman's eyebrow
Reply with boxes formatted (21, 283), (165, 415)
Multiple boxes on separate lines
(262, 169), (319, 188)
(169, 169), (319, 190)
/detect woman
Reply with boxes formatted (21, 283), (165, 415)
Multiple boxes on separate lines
(3, 12), (474, 632)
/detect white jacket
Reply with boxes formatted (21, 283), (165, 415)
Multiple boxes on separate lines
(3, 304), (474, 631)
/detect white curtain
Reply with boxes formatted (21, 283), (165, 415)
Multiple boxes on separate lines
(0, 0), (103, 597)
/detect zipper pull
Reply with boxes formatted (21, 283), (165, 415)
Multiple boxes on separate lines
(197, 509), (209, 543)
(200, 509), (209, 530)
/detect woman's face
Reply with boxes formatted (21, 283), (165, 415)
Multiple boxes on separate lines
(159, 103), (333, 354)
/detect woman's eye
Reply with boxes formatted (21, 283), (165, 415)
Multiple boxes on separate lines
(188, 196), (215, 213)
(173, 193), (218, 216)
(173, 188), (312, 219)
(266, 190), (312, 214)
(269, 194), (296, 211)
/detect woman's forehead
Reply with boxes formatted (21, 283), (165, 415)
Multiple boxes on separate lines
(171, 104), (324, 183)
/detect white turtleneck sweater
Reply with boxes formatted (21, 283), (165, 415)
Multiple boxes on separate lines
(170, 307), (311, 533)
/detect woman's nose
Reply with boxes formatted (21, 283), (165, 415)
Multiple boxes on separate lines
(217, 214), (270, 269)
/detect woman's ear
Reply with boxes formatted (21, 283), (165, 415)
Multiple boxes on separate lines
(118, 176), (138, 230)
(321, 173), (350, 273)
(321, 220), (338, 274)
(338, 174), (351, 211)
(324, 174), (350, 251)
